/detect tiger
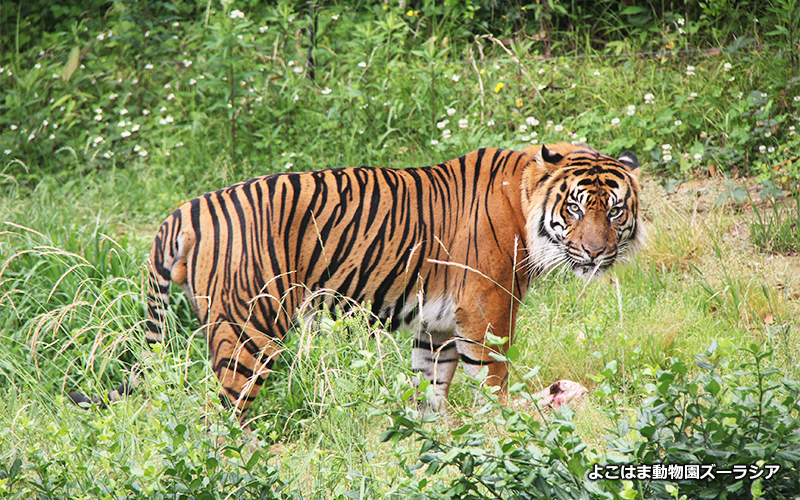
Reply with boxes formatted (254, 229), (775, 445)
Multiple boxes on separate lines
(69, 142), (643, 421)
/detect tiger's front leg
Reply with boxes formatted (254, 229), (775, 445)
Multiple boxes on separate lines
(453, 292), (518, 405)
(411, 329), (459, 410)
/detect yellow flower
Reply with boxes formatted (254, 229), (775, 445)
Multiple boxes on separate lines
(516, 97), (523, 108)
(494, 82), (504, 92)
(383, 5), (387, 9)
(407, 9), (418, 16)
(480, 69), (485, 75)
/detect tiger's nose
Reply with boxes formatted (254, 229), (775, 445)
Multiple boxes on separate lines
(583, 244), (605, 260)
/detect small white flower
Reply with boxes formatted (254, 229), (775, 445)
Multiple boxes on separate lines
(674, 120), (683, 126)
(284, 162), (294, 169)
(677, 18), (685, 26)
(358, 62), (367, 68)
(293, 66), (303, 74)
(442, 129), (452, 139)
(142, 109), (150, 115)
(437, 120), (449, 129)
(765, 131), (772, 137)
(230, 9), (245, 19)
(145, 31), (150, 37)
(768, 146), (775, 153)
(52, 73), (60, 79)
(331, 14), (339, 20)
(519, 124), (528, 133)
(626, 105), (636, 116)
(430, 139), (439, 145)
(9, 125), (17, 130)
(145, 63), (154, 70)
(554, 124), (564, 133)
(259, 26), (268, 33)
(458, 118), (468, 129)
(593, 70), (600, 76)
(189, 78), (196, 85)
(793, 96), (800, 102)
(538, 68), (545, 75)
(34, 63), (42, 69)
(133, 145), (141, 152)
(686, 65), (695, 76)
(167, 93), (175, 101)
(164, 83), (171, 89)
(172, 22), (179, 27)
(662, 154), (672, 162)
(723, 62), (732, 72)
(97, 33), (105, 40)
(694, 153), (702, 161)
(759, 145), (767, 154)
(119, 108), (128, 116)
(95, 115), (103, 121)
(447, 108), (456, 116)
(526, 116), (539, 126)
(487, 119), (495, 127)
(131, 124), (140, 132)
(521, 136), (530, 141)
(139, 149), (148, 157)
(110, 93), (118, 100)
(93, 136), (104, 144)
(644, 93), (655, 104)
(321, 87), (332, 95)
(5, 149), (12, 155)
(183, 59), (192, 67)
(159, 106), (167, 112)
(452, 75), (459, 82)
(121, 131), (131, 138)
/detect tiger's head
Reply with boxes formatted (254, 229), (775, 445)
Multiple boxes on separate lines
(521, 142), (643, 280)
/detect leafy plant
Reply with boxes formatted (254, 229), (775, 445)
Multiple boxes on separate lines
(621, 343), (800, 499)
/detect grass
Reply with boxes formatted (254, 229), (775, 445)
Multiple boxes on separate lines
(2, 1), (800, 498)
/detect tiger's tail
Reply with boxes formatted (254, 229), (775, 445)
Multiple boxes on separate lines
(69, 213), (179, 408)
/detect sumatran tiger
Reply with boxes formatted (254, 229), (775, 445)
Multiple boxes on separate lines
(69, 142), (643, 421)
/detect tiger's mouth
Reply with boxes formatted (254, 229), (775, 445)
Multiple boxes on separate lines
(572, 260), (613, 280)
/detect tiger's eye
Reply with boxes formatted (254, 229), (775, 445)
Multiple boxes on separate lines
(608, 206), (623, 219)
(567, 202), (581, 216)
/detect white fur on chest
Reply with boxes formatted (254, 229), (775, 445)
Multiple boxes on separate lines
(400, 295), (456, 334)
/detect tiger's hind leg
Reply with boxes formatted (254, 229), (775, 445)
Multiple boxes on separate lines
(206, 319), (282, 424)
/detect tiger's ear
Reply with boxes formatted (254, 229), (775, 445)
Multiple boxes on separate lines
(541, 145), (564, 166)
(617, 151), (640, 179)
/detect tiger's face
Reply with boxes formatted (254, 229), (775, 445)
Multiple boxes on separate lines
(522, 143), (643, 280)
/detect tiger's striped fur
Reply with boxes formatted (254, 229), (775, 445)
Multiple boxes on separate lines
(69, 143), (642, 418)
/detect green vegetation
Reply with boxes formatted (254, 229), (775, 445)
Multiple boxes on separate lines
(1, 0), (799, 498)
